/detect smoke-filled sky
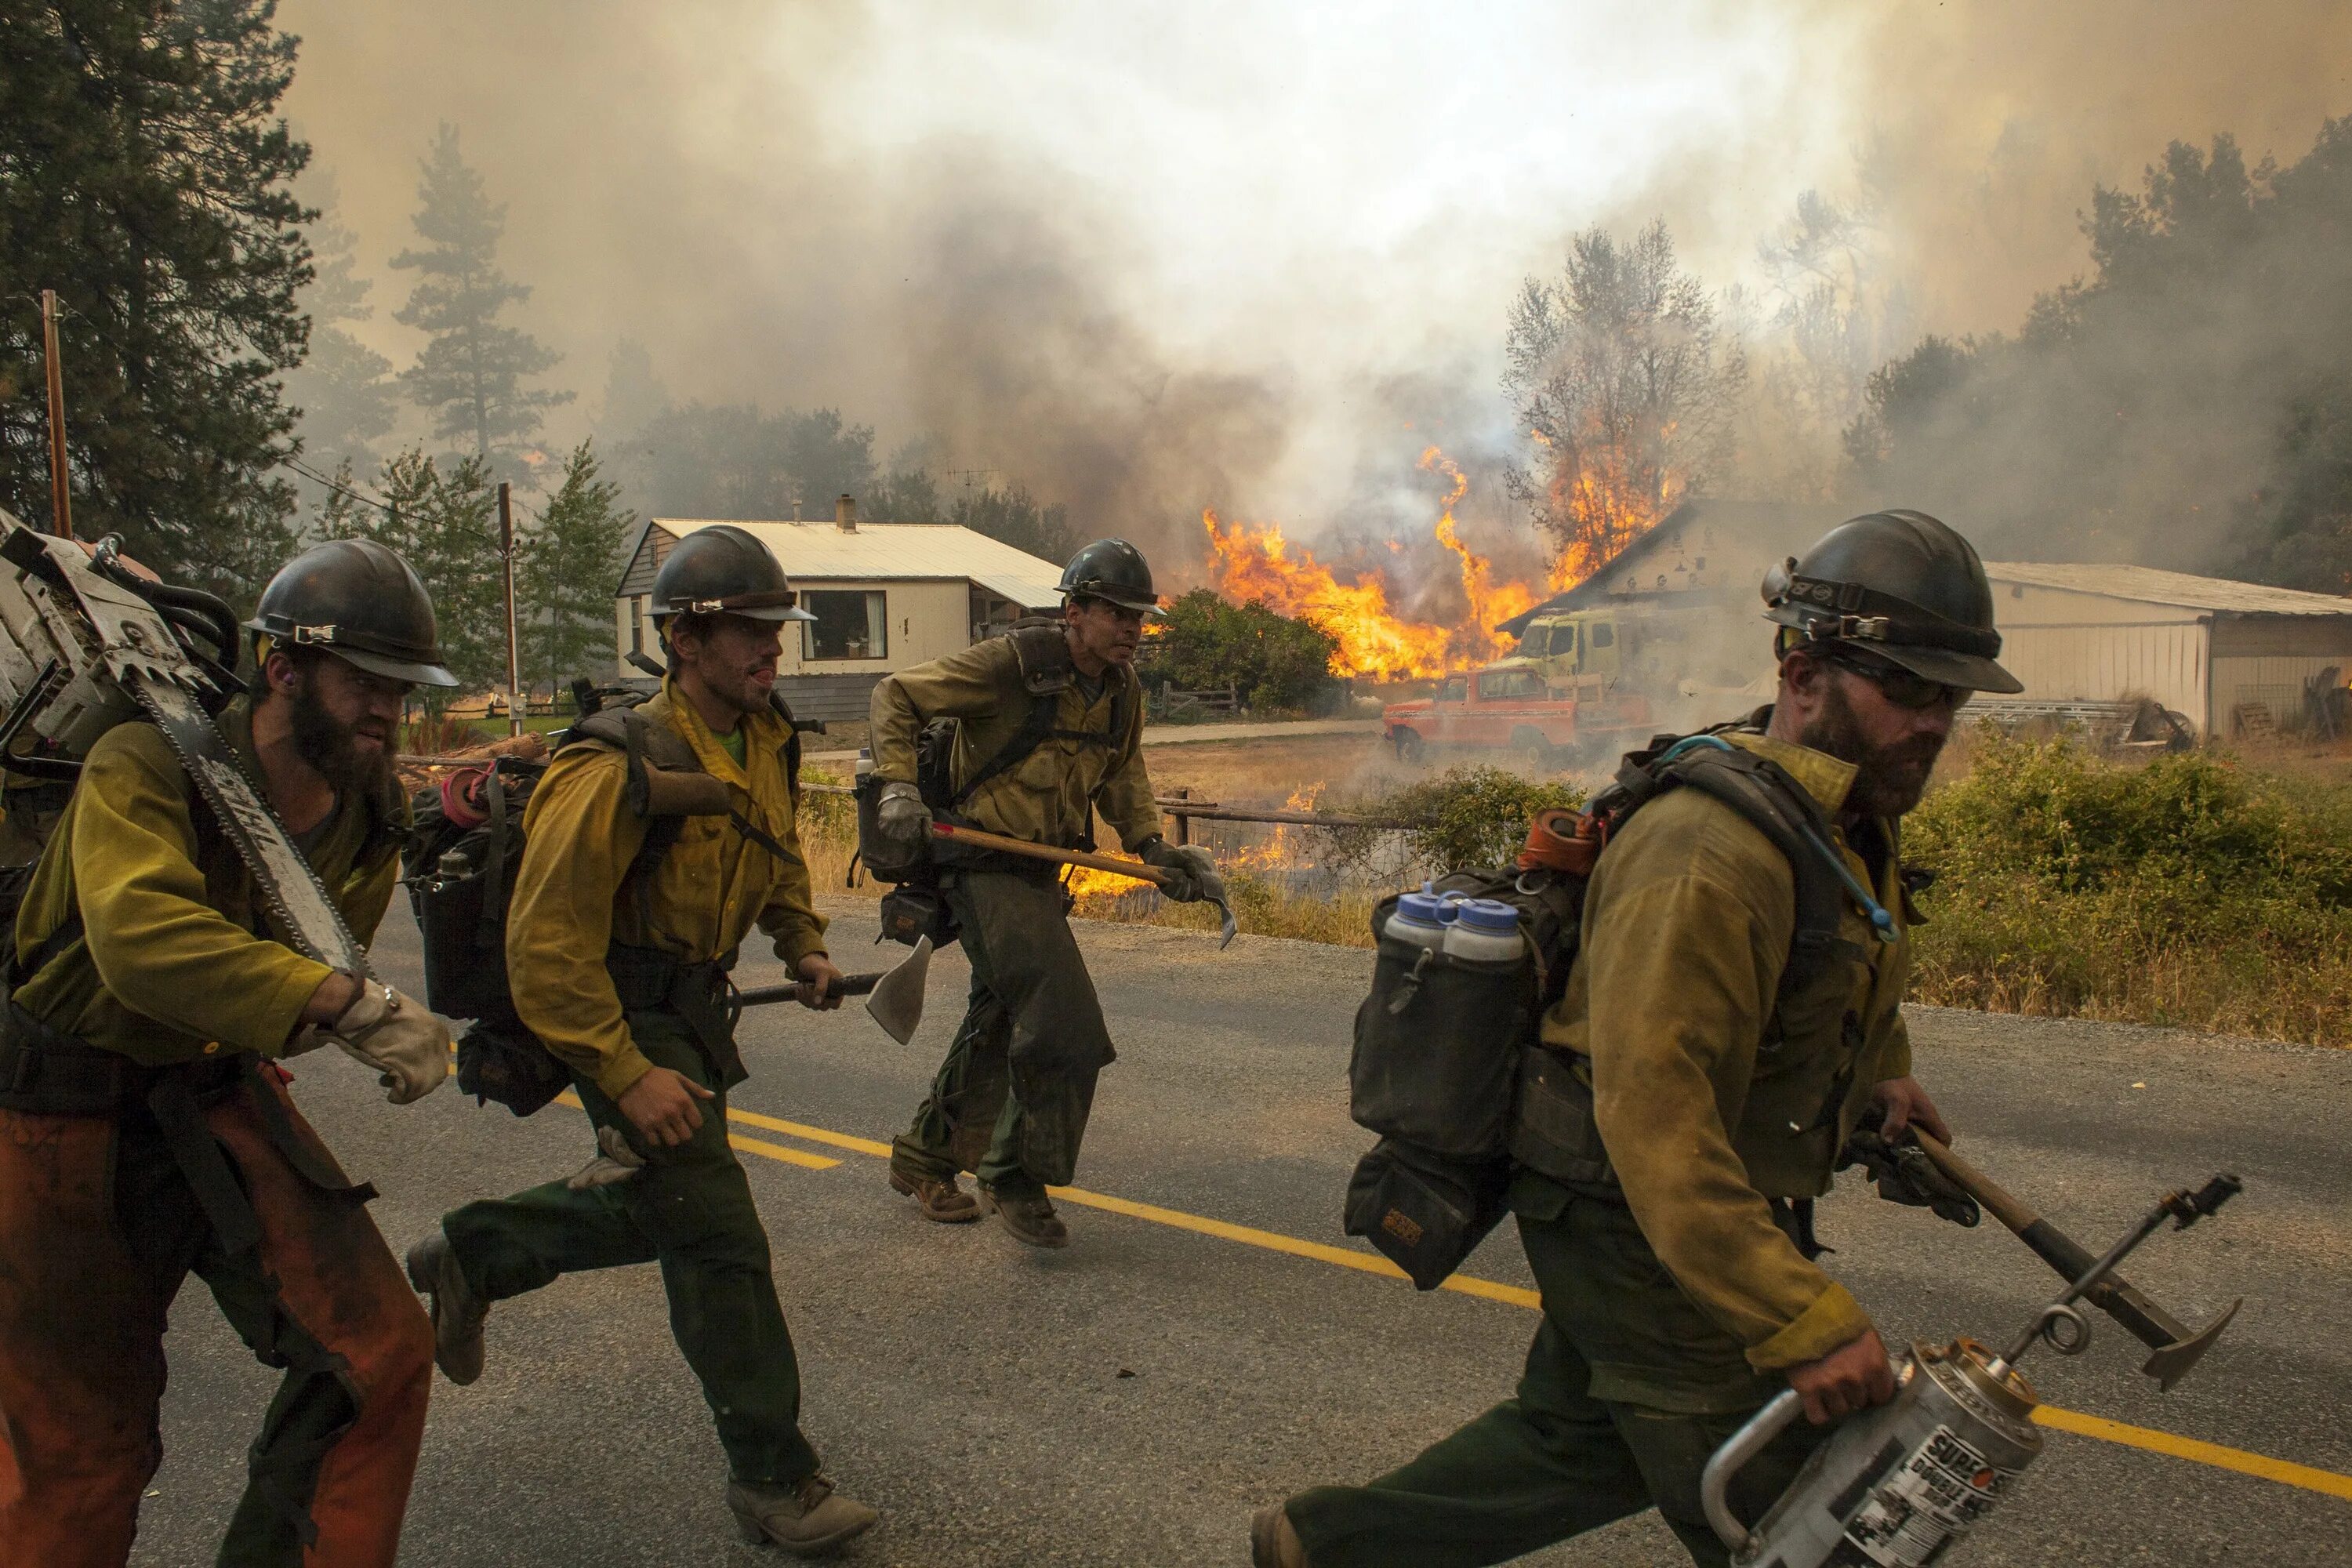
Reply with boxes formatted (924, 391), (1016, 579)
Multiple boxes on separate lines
(281, 1), (2352, 567)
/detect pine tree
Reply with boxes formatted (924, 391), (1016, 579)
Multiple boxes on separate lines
(371, 448), (503, 704)
(389, 124), (571, 462)
(285, 169), (396, 488)
(0, 0), (312, 597)
(521, 440), (632, 692)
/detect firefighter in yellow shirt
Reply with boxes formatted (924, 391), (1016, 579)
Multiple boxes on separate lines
(1255, 513), (2024, 1568)
(404, 526), (875, 1557)
(0, 539), (457, 1568)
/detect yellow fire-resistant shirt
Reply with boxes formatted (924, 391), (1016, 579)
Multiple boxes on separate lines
(11, 698), (405, 1062)
(1540, 729), (1915, 1373)
(505, 683), (828, 1102)
(868, 633), (1163, 851)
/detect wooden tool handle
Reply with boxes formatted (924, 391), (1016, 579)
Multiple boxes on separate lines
(930, 822), (1174, 887)
(735, 972), (884, 1008)
(1912, 1129), (2040, 1233)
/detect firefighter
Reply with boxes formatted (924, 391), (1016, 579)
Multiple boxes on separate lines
(403, 524), (877, 1556)
(868, 538), (1224, 1248)
(0, 539), (458, 1567)
(1252, 512), (2025, 1568)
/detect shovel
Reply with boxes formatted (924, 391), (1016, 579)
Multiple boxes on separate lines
(930, 822), (1238, 949)
(732, 936), (933, 1045)
(1914, 1128), (2241, 1390)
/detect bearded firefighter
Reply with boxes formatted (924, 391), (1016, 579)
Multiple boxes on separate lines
(0, 539), (458, 1567)
(869, 539), (1225, 1248)
(1254, 512), (2024, 1568)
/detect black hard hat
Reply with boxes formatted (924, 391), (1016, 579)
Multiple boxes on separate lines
(649, 524), (815, 622)
(1058, 538), (1161, 616)
(1762, 510), (2022, 694)
(245, 539), (458, 687)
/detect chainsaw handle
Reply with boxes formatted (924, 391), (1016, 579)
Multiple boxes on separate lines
(1700, 1387), (1804, 1556)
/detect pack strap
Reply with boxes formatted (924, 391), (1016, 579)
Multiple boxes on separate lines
(949, 684), (1127, 809)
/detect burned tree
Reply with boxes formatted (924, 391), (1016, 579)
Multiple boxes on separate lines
(1504, 221), (1744, 583)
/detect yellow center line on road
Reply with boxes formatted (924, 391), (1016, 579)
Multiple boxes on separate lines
(543, 1094), (2350, 1504)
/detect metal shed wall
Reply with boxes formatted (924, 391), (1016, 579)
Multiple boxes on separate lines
(1991, 581), (2211, 730)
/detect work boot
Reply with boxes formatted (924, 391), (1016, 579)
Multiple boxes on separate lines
(405, 1228), (488, 1386)
(1251, 1504), (1308, 1561)
(889, 1167), (981, 1223)
(1250, 1503), (1308, 1568)
(978, 1179), (1069, 1249)
(727, 1474), (877, 1556)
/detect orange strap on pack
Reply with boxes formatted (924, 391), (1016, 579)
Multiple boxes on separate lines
(1518, 808), (1603, 875)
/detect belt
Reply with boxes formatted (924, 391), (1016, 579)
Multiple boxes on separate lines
(0, 1005), (374, 1254)
(604, 942), (748, 1088)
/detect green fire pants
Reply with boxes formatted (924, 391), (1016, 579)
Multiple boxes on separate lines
(891, 867), (1115, 1195)
(441, 1011), (818, 1486)
(1283, 1172), (1831, 1567)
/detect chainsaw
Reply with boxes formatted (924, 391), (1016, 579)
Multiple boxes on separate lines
(1700, 1170), (2242, 1567)
(0, 510), (372, 976)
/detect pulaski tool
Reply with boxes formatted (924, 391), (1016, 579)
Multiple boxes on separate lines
(929, 820), (1238, 949)
(1701, 1172), (2242, 1568)
(731, 936), (932, 1046)
(1911, 1130), (2241, 1391)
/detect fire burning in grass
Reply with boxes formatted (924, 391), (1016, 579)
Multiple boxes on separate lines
(1198, 445), (1665, 681)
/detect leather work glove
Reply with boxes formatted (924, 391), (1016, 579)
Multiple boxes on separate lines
(874, 781), (933, 852)
(565, 1123), (648, 1190)
(1838, 1113), (1980, 1229)
(321, 982), (452, 1105)
(1138, 836), (1226, 906)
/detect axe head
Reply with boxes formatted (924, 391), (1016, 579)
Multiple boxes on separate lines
(2142, 1297), (2241, 1392)
(863, 935), (931, 1045)
(1211, 892), (1237, 949)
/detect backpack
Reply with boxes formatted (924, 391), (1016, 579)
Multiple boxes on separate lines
(1344, 725), (1886, 1290)
(855, 618), (1128, 944)
(405, 688), (806, 1115)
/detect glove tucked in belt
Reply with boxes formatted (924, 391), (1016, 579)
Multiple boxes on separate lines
(1838, 1113), (1981, 1229)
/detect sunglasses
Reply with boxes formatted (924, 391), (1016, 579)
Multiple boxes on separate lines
(1826, 652), (1971, 712)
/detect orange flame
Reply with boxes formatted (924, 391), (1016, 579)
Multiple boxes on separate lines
(1200, 448), (1549, 681)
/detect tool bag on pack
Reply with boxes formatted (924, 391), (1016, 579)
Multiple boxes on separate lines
(405, 692), (804, 1115)
(1344, 726), (1871, 1289)
(855, 617), (1128, 947)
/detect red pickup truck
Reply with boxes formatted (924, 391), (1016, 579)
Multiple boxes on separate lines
(1382, 659), (1651, 766)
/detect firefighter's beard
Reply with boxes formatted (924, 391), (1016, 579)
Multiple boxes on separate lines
(290, 672), (395, 800)
(1799, 677), (1946, 819)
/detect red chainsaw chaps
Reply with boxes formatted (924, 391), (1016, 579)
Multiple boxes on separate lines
(0, 1077), (431, 1567)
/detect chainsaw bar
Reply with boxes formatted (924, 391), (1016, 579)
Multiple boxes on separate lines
(127, 672), (374, 977)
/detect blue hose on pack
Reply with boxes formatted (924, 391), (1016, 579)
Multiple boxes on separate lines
(1656, 735), (1898, 944)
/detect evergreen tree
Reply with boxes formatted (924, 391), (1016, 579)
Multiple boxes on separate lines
(389, 124), (571, 461)
(866, 435), (945, 521)
(0, 0), (312, 596)
(284, 169), (395, 488)
(521, 440), (632, 691)
(597, 337), (670, 439)
(950, 483), (1074, 563)
(365, 448), (503, 703)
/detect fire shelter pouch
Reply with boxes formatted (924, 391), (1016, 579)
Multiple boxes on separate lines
(1350, 898), (1536, 1160)
(1344, 1137), (1511, 1290)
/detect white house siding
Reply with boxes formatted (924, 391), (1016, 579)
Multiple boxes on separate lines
(1998, 622), (2211, 731)
(780, 578), (969, 675)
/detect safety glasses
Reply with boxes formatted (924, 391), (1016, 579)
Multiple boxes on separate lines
(1828, 652), (1971, 712)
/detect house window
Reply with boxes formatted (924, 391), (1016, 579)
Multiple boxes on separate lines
(629, 596), (645, 654)
(802, 590), (888, 661)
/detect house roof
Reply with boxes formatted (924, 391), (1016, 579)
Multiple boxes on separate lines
(629, 519), (1064, 609)
(1984, 562), (2352, 617)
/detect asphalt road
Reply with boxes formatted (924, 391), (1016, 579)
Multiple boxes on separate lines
(131, 905), (2350, 1566)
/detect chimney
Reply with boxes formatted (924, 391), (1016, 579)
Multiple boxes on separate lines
(835, 494), (858, 533)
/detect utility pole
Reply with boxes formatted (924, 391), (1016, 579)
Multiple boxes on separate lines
(498, 481), (523, 738)
(40, 290), (72, 539)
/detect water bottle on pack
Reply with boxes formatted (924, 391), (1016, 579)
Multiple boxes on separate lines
(1443, 898), (1524, 964)
(1381, 891), (1454, 950)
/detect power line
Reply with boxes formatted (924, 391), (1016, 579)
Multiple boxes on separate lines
(283, 455), (498, 546)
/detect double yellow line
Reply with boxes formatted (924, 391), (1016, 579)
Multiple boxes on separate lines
(558, 1092), (2352, 1506)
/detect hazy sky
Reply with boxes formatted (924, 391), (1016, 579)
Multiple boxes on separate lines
(278, 1), (2352, 554)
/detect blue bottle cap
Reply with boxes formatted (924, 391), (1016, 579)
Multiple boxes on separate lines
(1395, 892), (1450, 926)
(1453, 898), (1521, 933)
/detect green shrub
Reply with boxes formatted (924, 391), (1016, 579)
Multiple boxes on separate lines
(1906, 735), (2352, 1043)
(1335, 764), (1587, 873)
(1142, 590), (1340, 711)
